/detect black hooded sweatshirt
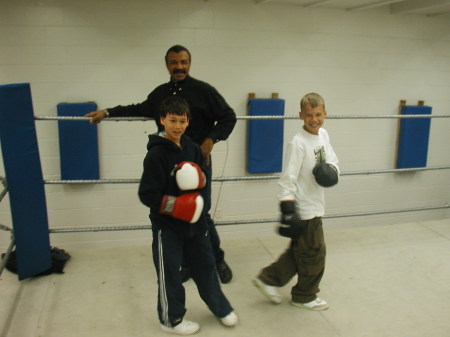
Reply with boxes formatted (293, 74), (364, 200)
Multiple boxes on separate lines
(108, 76), (236, 145)
(138, 132), (208, 237)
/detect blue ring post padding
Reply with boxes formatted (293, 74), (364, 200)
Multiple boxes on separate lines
(247, 99), (285, 173)
(0, 83), (51, 280)
(57, 102), (99, 180)
(396, 105), (432, 169)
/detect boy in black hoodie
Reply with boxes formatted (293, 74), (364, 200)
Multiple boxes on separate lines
(138, 96), (237, 335)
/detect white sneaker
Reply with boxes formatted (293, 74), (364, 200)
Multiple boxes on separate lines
(161, 319), (200, 335)
(290, 297), (329, 311)
(251, 278), (282, 304)
(220, 311), (238, 327)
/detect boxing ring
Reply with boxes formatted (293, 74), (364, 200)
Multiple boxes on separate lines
(1, 83), (449, 279)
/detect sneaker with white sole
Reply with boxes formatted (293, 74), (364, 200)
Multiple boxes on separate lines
(290, 297), (329, 311)
(161, 319), (200, 335)
(220, 311), (238, 327)
(251, 278), (282, 304)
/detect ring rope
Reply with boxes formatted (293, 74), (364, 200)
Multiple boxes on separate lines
(0, 234), (15, 276)
(0, 224), (12, 232)
(0, 186), (8, 203)
(2, 113), (448, 276)
(46, 203), (450, 233)
(1, 117), (448, 233)
(34, 114), (450, 121)
(43, 165), (450, 185)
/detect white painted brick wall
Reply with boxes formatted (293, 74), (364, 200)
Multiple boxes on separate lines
(0, 0), (449, 247)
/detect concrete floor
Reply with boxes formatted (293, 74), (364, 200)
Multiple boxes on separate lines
(1, 219), (449, 337)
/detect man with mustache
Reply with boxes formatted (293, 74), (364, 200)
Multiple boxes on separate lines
(86, 45), (236, 284)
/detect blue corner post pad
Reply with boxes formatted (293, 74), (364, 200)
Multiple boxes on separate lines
(0, 83), (51, 280)
(396, 105), (432, 169)
(247, 98), (285, 173)
(57, 102), (99, 180)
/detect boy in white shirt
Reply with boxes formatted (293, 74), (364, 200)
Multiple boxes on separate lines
(252, 93), (339, 311)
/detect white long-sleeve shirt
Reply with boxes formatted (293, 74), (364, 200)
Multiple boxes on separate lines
(278, 127), (339, 220)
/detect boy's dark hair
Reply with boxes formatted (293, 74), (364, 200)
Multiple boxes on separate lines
(159, 96), (191, 120)
(165, 45), (191, 63)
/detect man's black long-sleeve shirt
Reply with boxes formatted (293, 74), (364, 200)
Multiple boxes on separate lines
(107, 76), (236, 145)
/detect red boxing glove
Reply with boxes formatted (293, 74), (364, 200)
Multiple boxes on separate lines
(175, 161), (206, 191)
(160, 192), (204, 223)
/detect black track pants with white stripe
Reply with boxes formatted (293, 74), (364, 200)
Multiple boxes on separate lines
(152, 228), (233, 327)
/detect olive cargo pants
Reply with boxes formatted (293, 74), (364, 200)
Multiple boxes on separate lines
(258, 217), (326, 303)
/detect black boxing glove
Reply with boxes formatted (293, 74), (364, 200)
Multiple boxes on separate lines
(313, 162), (338, 187)
(313, 147), (338, 187)
(277, 200), (307, 238)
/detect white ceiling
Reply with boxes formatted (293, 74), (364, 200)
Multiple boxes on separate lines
(252, 0), (450, 17)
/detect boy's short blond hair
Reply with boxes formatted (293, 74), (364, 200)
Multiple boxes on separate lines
(300, 93), (325, 111)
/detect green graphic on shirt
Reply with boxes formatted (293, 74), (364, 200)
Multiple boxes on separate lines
(314, 146), (326, 164)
